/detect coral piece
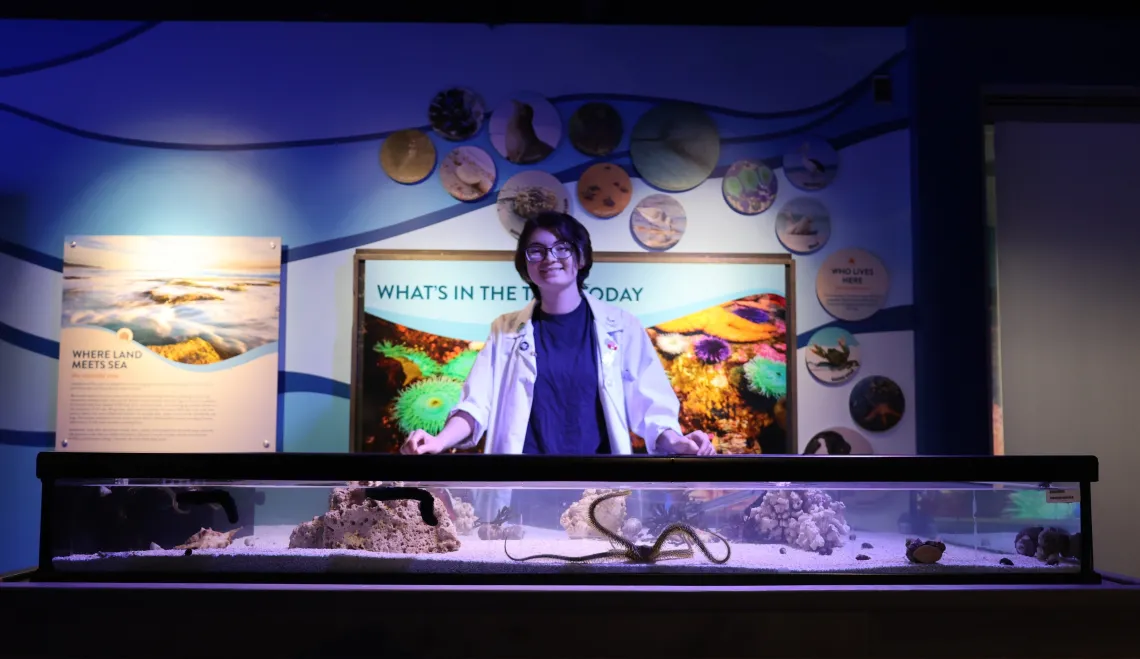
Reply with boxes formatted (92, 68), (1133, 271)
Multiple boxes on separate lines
(746, 489), (850, 553)
(1015, 525), (1080, 564)
(561, 489), (627, 539)
(175, 527), (241, 550)
(475, 506), (524, 541)
(506, 490), (730, 565)
(654, 305), (778, 343)
(289, 484), (459, 554)
(905, 538), (946, 564)
(451, 496), (477, 535)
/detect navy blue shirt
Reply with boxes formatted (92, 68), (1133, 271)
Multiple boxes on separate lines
(521, 297), (610, 455)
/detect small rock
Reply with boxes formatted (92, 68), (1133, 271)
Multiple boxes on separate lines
(817, 546), (833, 556)
(149, 542), (162, 551)
(849, 533), (857, 541)
(905, 538), (946, 564)
(861, 542), (873, 549)
(779, 547), (787, 554)
(999, 557), (1014, 566)
(244, 537), (256, 546)
(184, 548), (193, 556)
(856, 554), (870, 561)
(1045, 554), (1060, 566)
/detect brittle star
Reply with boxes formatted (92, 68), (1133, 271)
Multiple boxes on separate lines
(503, 489), (731, 564)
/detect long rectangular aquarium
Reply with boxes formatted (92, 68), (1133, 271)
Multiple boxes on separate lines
(33, 452), (1098, 586)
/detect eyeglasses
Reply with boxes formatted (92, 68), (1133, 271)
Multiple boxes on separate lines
(524, 242), (574, 263)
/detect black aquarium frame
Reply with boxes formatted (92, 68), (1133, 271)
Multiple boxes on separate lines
(32, 452), (1099, 587)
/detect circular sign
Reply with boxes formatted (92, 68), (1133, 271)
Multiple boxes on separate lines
(569, 102), (623, 157)
(490, 91), (562, 165)
(439, 146), (496, 202)
(577, 163), (632, 219)
(496, 170), (570, 239)
(722, 159), (778, 215)
(775, 197), (831, 255)
(805, 327), (861, 385)
(379, 129), (437, 184)
(428, 87), (486, 142)
(782, 135), (839, 191)
(849, 375), (905, 433)
(630, 194), (686, 251)
(630, 103), (720, 192)
(802, 427), (873, 455)
(815, 248), (890, 321)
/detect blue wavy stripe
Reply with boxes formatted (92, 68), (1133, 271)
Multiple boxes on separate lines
(0, 22), (161, 78)
(0, 116), (910, 271)
(0, 304), (913, 447)
(279, 371), (350, 398)
(0, 429), (53, 448)
(0, 237), (64, 272)
(0, 317), (58, 357)
(0, 51), (903, 153)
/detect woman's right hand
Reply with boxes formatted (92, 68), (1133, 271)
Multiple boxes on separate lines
(400, 429), (447, 454)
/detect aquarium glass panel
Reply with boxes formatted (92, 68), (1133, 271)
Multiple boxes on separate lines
(45, 478), (1085, 579)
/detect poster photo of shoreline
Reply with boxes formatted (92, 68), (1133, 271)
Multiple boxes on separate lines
(55, 235), (282, 453)
(352, 254), (793, 456)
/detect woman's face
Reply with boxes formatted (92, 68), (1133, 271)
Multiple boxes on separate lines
(524, 228), (580, 294)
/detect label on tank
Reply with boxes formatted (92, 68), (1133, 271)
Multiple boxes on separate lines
(1046, 488), (1081, 503)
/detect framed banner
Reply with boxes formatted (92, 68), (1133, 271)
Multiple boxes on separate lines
(350, 250), (796, 455)
(55, 235), (282, 453)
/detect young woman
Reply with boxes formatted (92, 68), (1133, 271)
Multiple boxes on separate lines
(400, 211), (714, 456)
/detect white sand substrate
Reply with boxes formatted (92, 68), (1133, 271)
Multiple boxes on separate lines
(52, 526), (1075, 576)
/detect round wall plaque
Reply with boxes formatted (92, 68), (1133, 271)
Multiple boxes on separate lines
(815, 248), (889, 321)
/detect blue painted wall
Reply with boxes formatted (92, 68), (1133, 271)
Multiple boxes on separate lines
(907, 16), (1140, 458)
(0, 22), (914, 572)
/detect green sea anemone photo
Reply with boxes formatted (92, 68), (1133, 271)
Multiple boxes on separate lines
(374, 341), (442, 378)
(393, 377), (463, 435)
(742, 356), (786, 399)
(442, 349), (479, 381)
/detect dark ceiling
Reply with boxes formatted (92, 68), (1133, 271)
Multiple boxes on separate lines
(0, 4), (1093, 26)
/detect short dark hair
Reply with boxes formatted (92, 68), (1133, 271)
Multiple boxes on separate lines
(513, 211), (593, 301)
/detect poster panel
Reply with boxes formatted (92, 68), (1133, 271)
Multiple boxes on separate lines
(55, 235), (282, 453)
(351, 250), (795, 455)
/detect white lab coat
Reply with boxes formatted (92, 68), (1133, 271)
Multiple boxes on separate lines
(449, 293), (683, 455)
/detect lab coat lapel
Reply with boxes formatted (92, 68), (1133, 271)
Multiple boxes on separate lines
(585, 295), (623, 391)
(585, 295), (631, 453)
(506, 301), (538, 378)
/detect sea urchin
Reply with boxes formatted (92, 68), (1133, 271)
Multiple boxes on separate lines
(694, 336), (732, 364)
(731, 306), (770, 324)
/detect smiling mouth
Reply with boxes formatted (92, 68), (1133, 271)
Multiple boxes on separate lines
(540, 267), (562, 274)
